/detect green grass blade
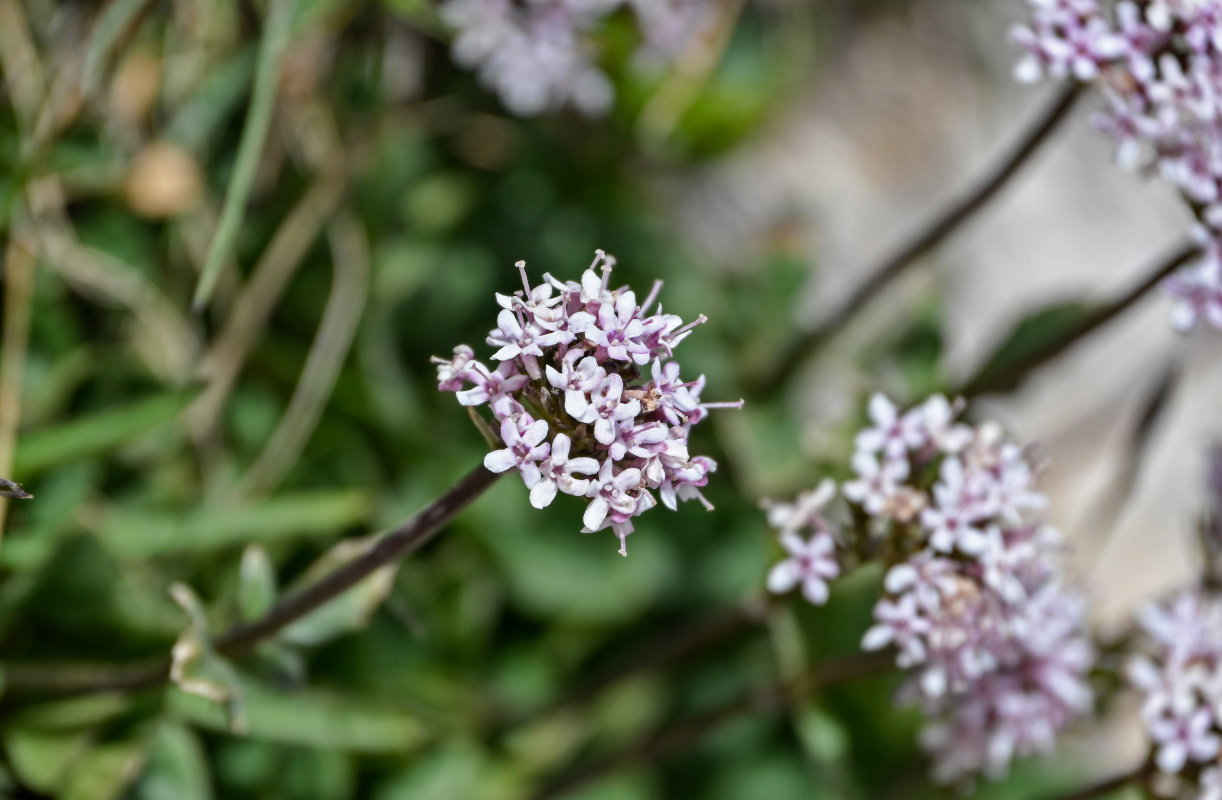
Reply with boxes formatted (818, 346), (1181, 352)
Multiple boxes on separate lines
(191, 0), (297, 310)
(13, 390), (195, 478)
(97, 490), (370, 558)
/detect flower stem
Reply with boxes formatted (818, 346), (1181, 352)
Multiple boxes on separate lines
(1, 463), (501, 698)
(751, 82), (1082, 396)
(958, 238), (1199, 397)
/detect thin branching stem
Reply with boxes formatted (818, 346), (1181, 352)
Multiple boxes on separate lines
(1, 463), (501, 698)
(959, 238), (1199, 397)
(752, 82), (1082, 395)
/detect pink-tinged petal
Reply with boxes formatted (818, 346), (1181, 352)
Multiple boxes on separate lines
(491, 344), (520, 361)
(609, 492), (636, 517)
(583, 496), (610, 529)
(568, 311), (594, 332)
(499, 377), (528, 397)
(766, 560), (800, 593)
(565, 456), (599, 475)
(499, 418), (520, 445)
(869, 392), (896, 425)
(861, 625), (894, 651)
(659, 482), (677, 510)
(523, 419), (549, 446)
(614, 399), (641, 421)
(594, 418), (615, 445)
(497, 308), (523, 338)
(530, 479), (558, 509)
(558, 475), (591, 496)
(614, 468), (642, 491)
(551, 433), (571, 461)
(581, 269), (602, 299)
(544, 364), (565, 389)
(456, 387), (488, 406)
(957, 527), (988, 556)
(565, 390), (591, 421)
(1157, 741), (1188, 774)
(484, 449), (518, 473)
(527, 444), (550, 461)
(801, 577), (830, 605)
(616, 290), (636, 319)
(519, 462), (541, 489)
(884, 563), (917, 593)
(585, 328), (610, 348)
(779, 531), (807, 557)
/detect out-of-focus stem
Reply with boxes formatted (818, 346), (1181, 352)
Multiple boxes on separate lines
(752, 82), (1082, 396)
(1, 463), (501, 698)
(959, 238), (1199, 397)
(0, 234), (36, 544)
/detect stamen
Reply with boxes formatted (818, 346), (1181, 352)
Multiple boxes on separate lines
(640, 280), (663, 315)
(670, 313), (708, 338)
(701, 399), (745, 411)
(515, 260), (532, 296)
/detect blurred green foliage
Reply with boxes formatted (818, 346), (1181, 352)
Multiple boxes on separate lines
(0, 1), (1131, 799)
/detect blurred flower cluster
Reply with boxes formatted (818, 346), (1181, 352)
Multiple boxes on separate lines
(435, 252), (739, 555)
(1011, 0), (1222, 332)
(440, 0), (712, 116)
(765, 395), (1094, 782)
(1128, 589), (1222, 799)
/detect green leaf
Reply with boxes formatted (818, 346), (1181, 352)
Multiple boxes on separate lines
(167, 677), (432, 754)
(192, 0), (299, 308)
(237, 546), (278, 622)
(2, 727), (91, 793)
(13, 390), (196, 478)
(960, 302), (1099, 397)
(95, 489), (370, 558)
(60, 737), (150, 800)
(133, 723), (213, 800)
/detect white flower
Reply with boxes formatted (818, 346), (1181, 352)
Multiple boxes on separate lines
(766, 530), (840, 605)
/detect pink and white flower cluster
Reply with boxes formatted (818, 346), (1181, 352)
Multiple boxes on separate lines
(764, 394), (1094, 782)
(435, 251), (740, 555)
(440, 0), (713, 117)
(1011, 0), (1222, 332)
(1128, 589), (1222, 798)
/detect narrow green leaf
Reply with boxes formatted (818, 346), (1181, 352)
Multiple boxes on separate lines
(13, 390), (195, 477)
(960, 302), (1098, 397)
(192, 0), (298, 309)
(2, 727), (91, 794)
(82, 0), (156, 97)
(96, 490), (370, 558)
(164, 47), (258, 156)
(60, 737), (150, 800)
(237, 545), (278, 622)
(167, 678), (431, 754)
(134, 723), (213, 800)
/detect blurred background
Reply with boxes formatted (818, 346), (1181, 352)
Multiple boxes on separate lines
(0, 0), (1217, 798)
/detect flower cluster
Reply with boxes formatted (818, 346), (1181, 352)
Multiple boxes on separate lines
(435, 251), (740, 555)
(439, 0), (712, 117)
(1011, 0), (1222, 332)
(763, 394), (1094, 782)
(1128, 589), (1222, 799)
